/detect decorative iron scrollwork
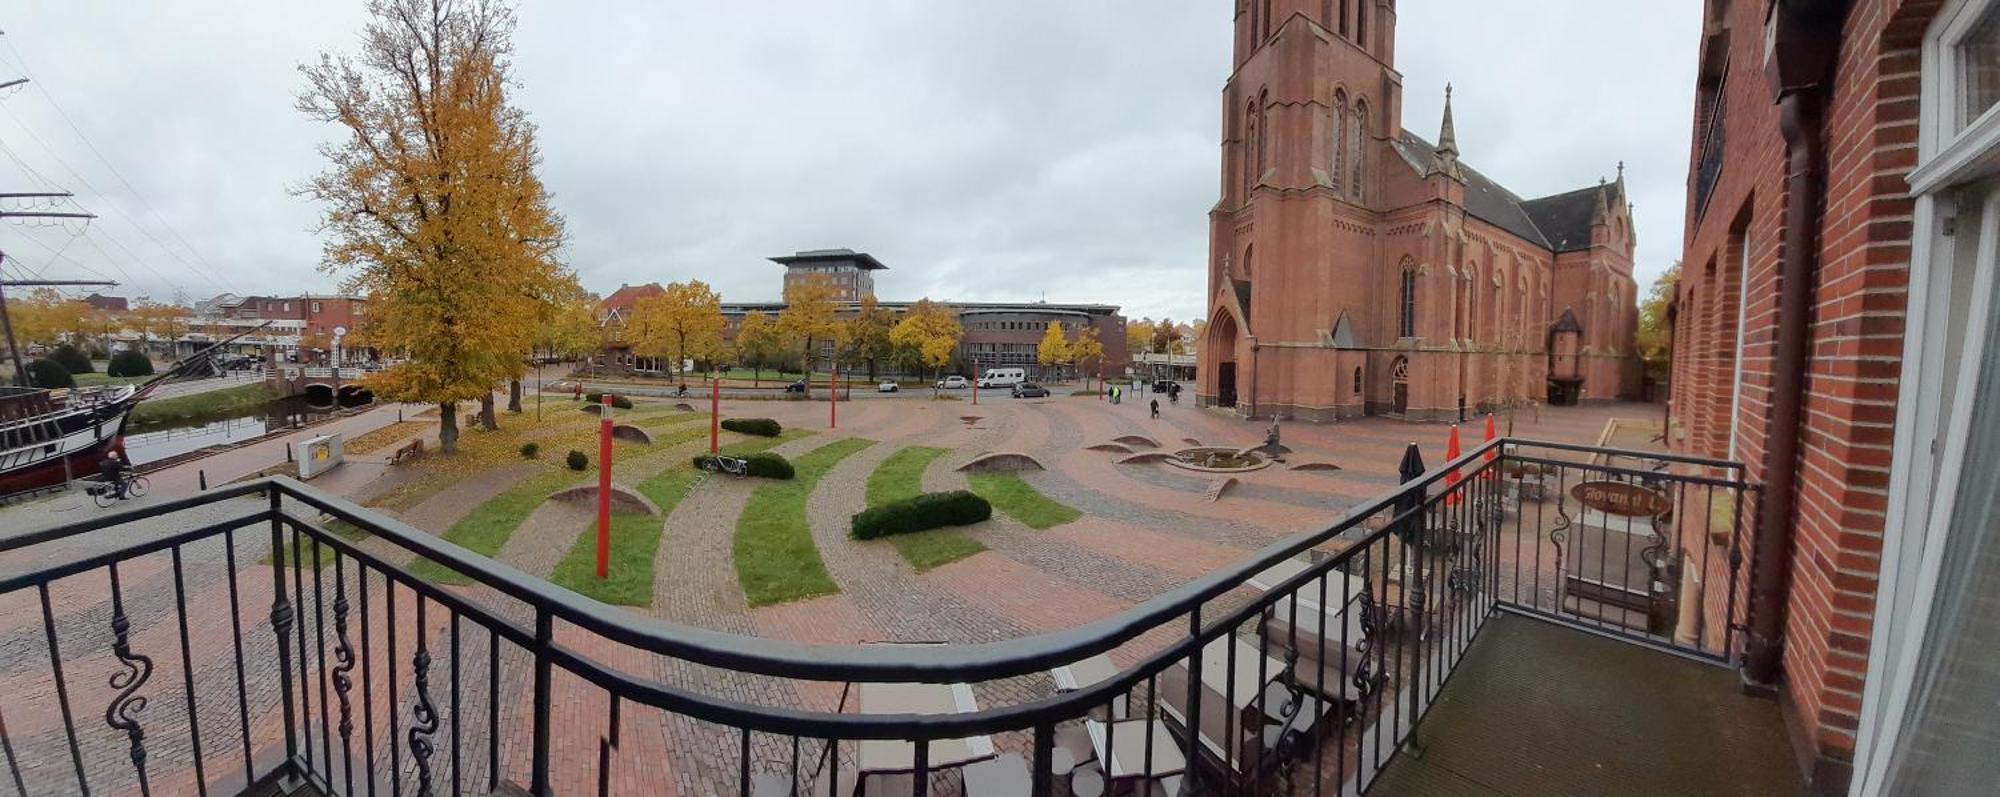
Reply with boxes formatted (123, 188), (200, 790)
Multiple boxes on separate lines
(409, 641), (439, 797)
(332, 571), (356, 746)
(105, 575), (153, 791)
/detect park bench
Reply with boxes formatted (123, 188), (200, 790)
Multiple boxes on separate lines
(388, 438), (423, 465)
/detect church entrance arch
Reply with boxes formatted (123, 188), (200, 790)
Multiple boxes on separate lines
(1210, 309), (1240, 408)
(1390, 356), (1410, 416)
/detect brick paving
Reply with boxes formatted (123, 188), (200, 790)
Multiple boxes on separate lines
(0, 395), (1665, 795)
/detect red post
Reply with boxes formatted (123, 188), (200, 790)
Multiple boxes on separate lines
(710, 377), (720, 455)
(971, 359), (979, 405)
(596, 394), (613, 578)
(829, 362), (838, 429)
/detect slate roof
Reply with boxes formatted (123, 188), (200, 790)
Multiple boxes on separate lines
(1392, 131), (1619, 254)
(1521, 182), (1621, 253)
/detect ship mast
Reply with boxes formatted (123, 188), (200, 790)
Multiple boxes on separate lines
(0, 192), (107, 386)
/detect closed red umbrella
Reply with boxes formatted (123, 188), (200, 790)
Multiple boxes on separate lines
(1444, 424), (1462, 505)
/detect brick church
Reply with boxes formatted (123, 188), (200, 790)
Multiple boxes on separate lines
(1198, 0), (1642, 421)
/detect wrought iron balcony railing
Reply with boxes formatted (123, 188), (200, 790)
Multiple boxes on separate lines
(0, 438), (1754, 796)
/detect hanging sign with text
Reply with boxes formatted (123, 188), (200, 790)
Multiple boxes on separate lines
(1570, 479), (1673, 517)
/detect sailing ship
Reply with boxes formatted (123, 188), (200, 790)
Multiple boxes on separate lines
(0, 325), (270, 497)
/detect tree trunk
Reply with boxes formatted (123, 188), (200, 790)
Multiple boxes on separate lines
(479, 394), (498, 430)
(508, 378), (523, 413)
(867, 357), (878, 382)
(438, 402), (460, 454)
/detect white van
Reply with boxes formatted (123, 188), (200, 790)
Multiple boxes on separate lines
(979, 368), (1026, 388)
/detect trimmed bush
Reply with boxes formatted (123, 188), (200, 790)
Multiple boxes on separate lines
(107, 350), (154, 378)
(49, 344), (93, 374)
(692, 451), (795, 480)
(582, 392), (634, 409)
(851, 490), (992, 540)
(721, 417), (782, 437)
(25, 359), (73, 389)
(519, 442), (540, 459)
(566, 450), (589, 471)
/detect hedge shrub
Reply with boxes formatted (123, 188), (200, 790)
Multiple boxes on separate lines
(519, 442), (540, 459)
(720, 417), (782, 437)
(851, 490), (993, 540)
(566, 450), (589, 471)
(581, 392), (634, 409)
(49, 344), (93, 374)
(25, 359), (73, 389)
(107, 350), (154, 378)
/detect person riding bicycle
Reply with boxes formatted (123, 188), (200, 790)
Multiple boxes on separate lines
(99, 451), (132, 500)
(675, 383), (689, 398)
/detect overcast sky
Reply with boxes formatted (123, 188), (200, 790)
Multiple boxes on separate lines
(0, 1), (1699, 322)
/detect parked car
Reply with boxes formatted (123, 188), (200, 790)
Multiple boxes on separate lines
(936, 375), (969, 389)
(877, 381), (898, 393)
(1152, 380), (1175, 393)
(784, 380), (808, 393)
(978, 367), (1027, 388)
(1011, 382), (1050, 398)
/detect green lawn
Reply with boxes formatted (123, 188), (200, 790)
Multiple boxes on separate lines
(549, 429), (809, 604)
(129, 382), (278, 430)
(266, 518), (371, 569)
(968, 472), (1081, 530)
(73, 372), (148, 387)
(407, 467), (590, 584)
(735, 437), (875, 607)
(864, 446), (986, 571)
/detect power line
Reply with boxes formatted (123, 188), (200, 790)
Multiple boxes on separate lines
(4, 37), (233, 291)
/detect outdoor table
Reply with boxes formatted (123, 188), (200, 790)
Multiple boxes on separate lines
(855, 681), (996, 776)
(1052, 653), (1128, 719)
(1158, 635), (1295, 770)
(1085, 717), (1189, 782)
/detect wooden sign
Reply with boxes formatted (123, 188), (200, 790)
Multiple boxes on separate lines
(1570, 480), (1673, 517)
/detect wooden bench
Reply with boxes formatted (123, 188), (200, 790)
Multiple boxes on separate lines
(388, 438), (423, 464)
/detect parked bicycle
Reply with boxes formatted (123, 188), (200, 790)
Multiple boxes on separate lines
(694, 454), (750, 477)
(88, 472), (149, 508)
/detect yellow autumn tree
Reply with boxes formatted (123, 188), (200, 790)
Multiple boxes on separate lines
(734, 311), (785, 386)
(4, 288), (91, 348)
(889, 299), (961, 395)
(778, 273), (845, 395)
(297, 0), (573, 452)
(630, 280), (725, 383)
(535, 288), (600, 363)
(1070, 326), (1106, 381)
(1036, 321), (1071, 378)
(1126, 317), (1155, 358)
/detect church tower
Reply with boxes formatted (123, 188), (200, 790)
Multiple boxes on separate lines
(1202, 1), (1407, 418)
(1198, 1), (1641, 420)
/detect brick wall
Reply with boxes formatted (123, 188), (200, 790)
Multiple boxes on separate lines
(1670, 0), (1940, 788)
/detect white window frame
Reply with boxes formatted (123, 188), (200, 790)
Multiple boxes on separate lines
(1854, 0), (2000, 791)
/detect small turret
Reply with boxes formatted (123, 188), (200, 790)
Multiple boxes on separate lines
(1431, 84), (1465, 182)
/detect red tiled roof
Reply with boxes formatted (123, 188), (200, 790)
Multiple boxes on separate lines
(597, 283), (665, 319)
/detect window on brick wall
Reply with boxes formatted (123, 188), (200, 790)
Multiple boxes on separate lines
(1857, 2), (2000, 789)
(1398, 261), (1417, 338)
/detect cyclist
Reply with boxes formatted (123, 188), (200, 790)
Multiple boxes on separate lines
(98, 451), (132, 500)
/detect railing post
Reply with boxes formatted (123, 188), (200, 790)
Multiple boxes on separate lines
(266, 486), (302, 780)
(1182, 606), (1203, 791)
(1395, 444), (1427, 752)
(1030, 722), (1054, 797)
(531, 608), (554, 796)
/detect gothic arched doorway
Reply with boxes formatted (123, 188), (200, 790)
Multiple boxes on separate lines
(1390, 356), (1410, 416)
(1210, 310), (1240, 408)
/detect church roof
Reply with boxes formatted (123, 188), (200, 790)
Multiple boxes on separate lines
(1521, 182), (1621, 253)
(1392, 131), (1621, 255)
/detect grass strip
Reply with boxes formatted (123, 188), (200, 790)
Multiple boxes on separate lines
(407, 467), (588, 584)
(547, 430), (808, 604)
(735, 437), (874, 607)
(266, 518), (371, 569)
(129, 382), (279, 430)
(864, 447), (985, 571)
(968, 472), (1081, 530)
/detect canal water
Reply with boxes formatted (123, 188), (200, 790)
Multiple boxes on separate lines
(124, 395), (368, 467)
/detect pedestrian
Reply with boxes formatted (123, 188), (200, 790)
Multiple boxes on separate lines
(1150, 398), (1160, 419)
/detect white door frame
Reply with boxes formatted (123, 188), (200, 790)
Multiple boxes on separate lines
(1853, 0), (2000, 791)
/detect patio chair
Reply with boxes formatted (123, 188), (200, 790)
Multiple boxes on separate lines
(1051, 653), (1129, 720)
(1156, 635), (1333, 789)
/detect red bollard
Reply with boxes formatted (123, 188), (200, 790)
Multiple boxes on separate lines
(596, 394), (613, 579)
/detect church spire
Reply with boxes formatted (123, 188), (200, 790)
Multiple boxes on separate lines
(1431, 84), (1465, 181)
(1436, 83), (1459, 157)
(1593, 176), (1610, 222)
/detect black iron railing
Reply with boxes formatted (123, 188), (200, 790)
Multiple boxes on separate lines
(0, 437), (1753, 796)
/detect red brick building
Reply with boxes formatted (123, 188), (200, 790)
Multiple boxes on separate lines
(1197, 0), (1642, 422)
(1672, 0), (1999, 793)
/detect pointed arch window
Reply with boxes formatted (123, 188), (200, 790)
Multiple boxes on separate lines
(1256, 88), (1271, 190)
(1260, 0), (1273, 40)
(1339, 0), (1350, 37)
(1350, 99), (1369, 201)
(1398, 260), (1418, 338)
(1331, 90), (1348, 190)
(1357, 0), (1368, 48)
(1244, 99), (1259, 198)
